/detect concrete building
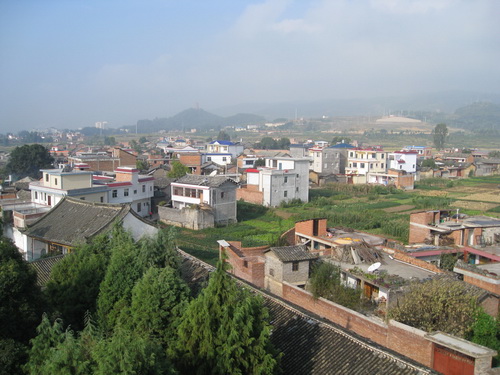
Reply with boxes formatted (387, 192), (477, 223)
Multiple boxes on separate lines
(237, 157), (310, 207)
(206, 140), (244, 158)
(345, 147), (387, 183)
(388, 151), (418, 173)
(30, 168), (108, 207)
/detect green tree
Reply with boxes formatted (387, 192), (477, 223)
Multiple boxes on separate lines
(277, 137), (291, 149)
(171, 259), (280, 374)
(433, 123), (448, 150)
(124, 266), (191, 346)
(421, 158), (437, 169)
(389, 277), (481, 337)
(0, 238), (44, 343)
(136, 159), (149, 171)
(103, 136), (116, 146)
(331, 136), (352, 144)
(5, 144), (54, 179)
(254, 158), (266, 167)
(256, 137), (278, 150)
(468, 311), (500, 361)
(216, 130), (231, 141)
(168, 161), (190, 179)
(308, 261), (362, 310)
(45, 234), (111, 331)
(139, 136), (148, 144)
(92, 327), (174, 375)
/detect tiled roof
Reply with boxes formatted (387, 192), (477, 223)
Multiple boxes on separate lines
(177, 252), (437, 375)
(29, 254), (66, 287)
(23, 197), (131, 247)
(175, 174), (238, 188)
(266, 245), (318, 262)
(329, 143), (355, 149)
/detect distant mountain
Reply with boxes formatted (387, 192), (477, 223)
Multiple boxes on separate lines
(212, 90), (500, 120)
(453, 102), (500, 131)
(134, 108), (265, 133)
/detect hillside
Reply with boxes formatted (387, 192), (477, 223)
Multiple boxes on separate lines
(134, 108), (265, 133)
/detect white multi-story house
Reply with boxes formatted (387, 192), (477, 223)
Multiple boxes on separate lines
(239, 157), (309, 207)
(388, 151), (418, 173)
(94, 167), (154, 217)
(311, 143), (355, 175)
(345, 148), (387, 176)
(170, 175), (238, 225)
(206, 140), (244, 158)
(202, 153), (232, 166)
(30, 168), (109, 207)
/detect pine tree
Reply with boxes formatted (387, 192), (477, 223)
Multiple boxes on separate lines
(171, 260), (280, 374)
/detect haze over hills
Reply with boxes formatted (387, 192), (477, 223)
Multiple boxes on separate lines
(128, 91), (500, 134)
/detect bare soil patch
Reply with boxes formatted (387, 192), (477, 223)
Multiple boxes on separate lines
(453, 200), (499, 212)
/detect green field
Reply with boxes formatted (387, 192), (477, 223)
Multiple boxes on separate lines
(172, 176), (500, 264)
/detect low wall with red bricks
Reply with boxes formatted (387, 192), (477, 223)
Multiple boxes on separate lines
(390, 249), (443, 273)
(281, 282), (433, 367)
(237, 188), (263, 205)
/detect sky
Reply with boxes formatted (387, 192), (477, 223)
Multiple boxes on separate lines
(1, 0), (499, 132)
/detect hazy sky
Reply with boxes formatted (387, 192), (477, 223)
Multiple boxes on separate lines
(1, 0), (499, 132)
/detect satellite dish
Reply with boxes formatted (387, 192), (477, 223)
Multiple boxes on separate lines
(367, 262), (381, 272)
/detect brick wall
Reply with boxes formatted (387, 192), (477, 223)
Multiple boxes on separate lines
(295, 218), (327, 237)
(281, 282), (434, 367)
(391, 249), (443, 273)
(223, 245), (265, 288)
(237, 187), (263, 205)
(463, 275), (500, 295)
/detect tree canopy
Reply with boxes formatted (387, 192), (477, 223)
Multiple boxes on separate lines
(168, 160), (190, 179)
(217, 130), (231, 141)
(5, 144), (54, 179)
(171, 259), (280, 374)
(254, 137), (290, 150)
(433, 123), (448, 150)
(389, 277), (481, 337)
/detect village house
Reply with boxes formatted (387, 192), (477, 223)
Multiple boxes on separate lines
(206, 140), (244, 158)
(93, 166), (155, 217)
(237, 157), (310, 207)
(263, 245), (317, 297)
(409, 210), (500, 247)
(67, 147), (137, 172)
(14, 197), (158, 260)
(30, 168), (109, 207)
(402, 145), (433, 159)
(345, 147), (388, 184)
(159, 175), (238, 228)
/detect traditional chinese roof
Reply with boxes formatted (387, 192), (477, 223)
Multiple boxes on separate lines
(23, 197), (132, 247)
(174, 174), (238, 188)
(29, 254), (66, 287)
(265, 245), (318, 262)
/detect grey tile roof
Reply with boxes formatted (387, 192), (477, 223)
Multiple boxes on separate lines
(29, 254), (66, 287)
(23, 197), (130, 247)
(177, 252), (437, 375)
(266, 245), (318, 262)
(175, 174), (237, 187)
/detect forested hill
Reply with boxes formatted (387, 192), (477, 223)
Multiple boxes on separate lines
(452, 102), (500, 131)
(134, 108), (265, 133)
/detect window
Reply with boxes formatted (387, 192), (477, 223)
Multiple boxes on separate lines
(112, 190), (118, 198)
(221, 192), (224, 199)
(207, 157), (212, 161)
(284, 191), (288, 197)
(349, 152), (353, 157)
(80, 197), (85, 200)
(142, 185), (146, 193)
(360, 163), (365, 168)
(269, 268), (275, 277)
(134, 189), (137, 194)
(371, 153), (376, 158)
(100, 197), (104, 203)
(35, 191), (38, 199)
(381, 154), (385, 158)
(381, 163), (384, 168)
(243, 260), (248, 268)
(284, 177), (288, 183)
(45, 174), (49, 182)
(353, 162), (357, 167)
(292, 262), (299, 271)
(296, 187), (299, 192)
(222, 157), (227, 162)
(54, 178), (58, 185)
(124, 189), (129, 197)
(137, 203), (141, 212)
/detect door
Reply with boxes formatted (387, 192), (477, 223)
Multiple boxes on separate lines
(433, 345), (474, 375)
